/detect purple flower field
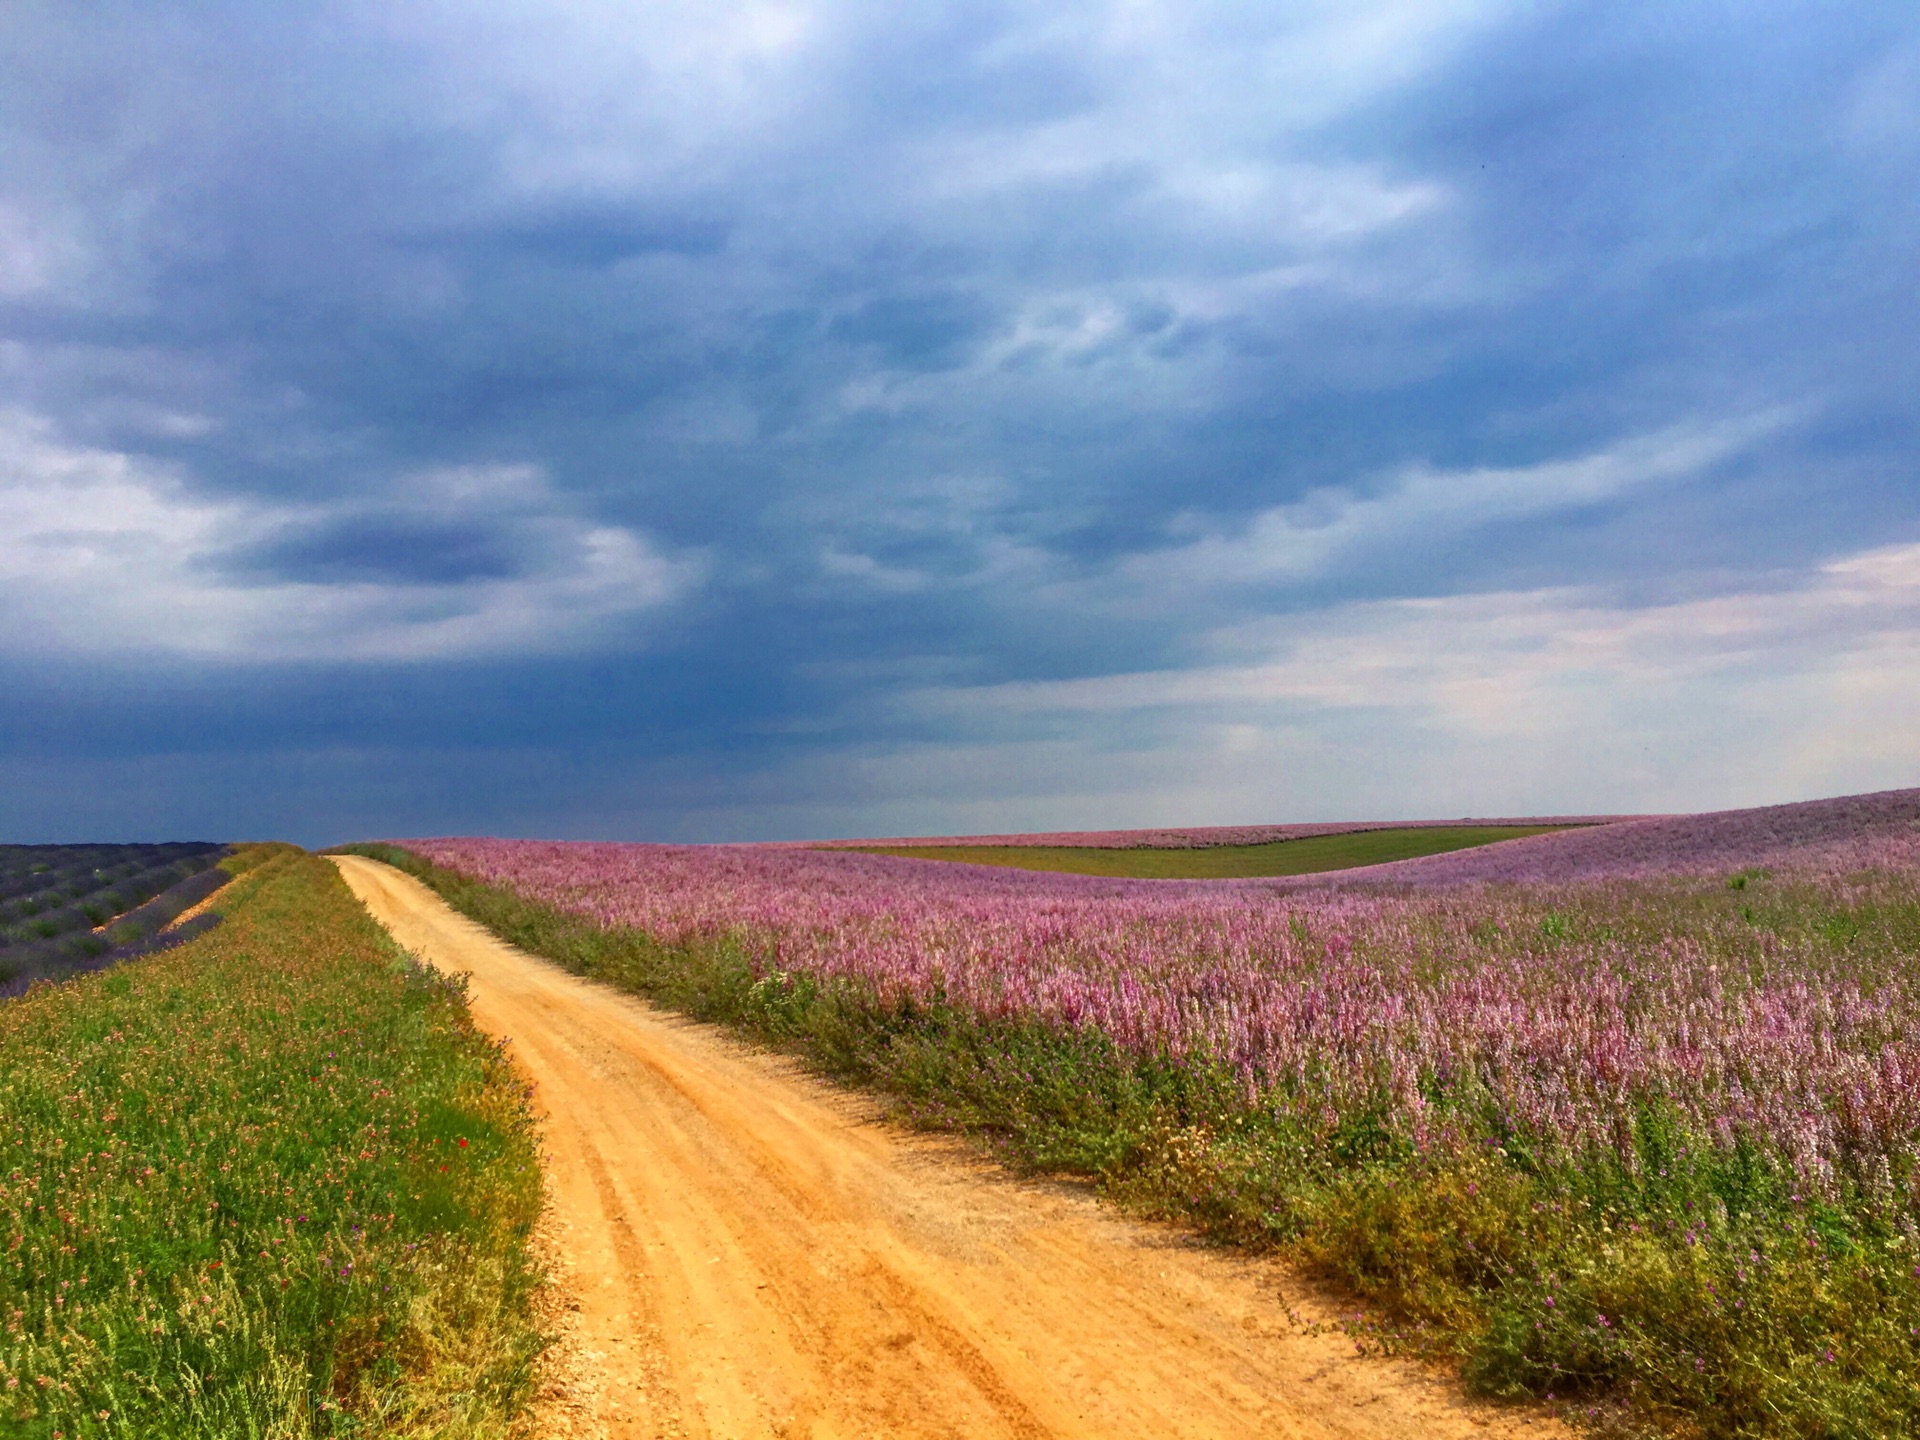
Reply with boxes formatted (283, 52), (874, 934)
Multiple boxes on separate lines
(1306, 787), (1920, 887)
(406, 789), (1920, 1203)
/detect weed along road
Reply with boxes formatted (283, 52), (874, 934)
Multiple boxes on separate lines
(331, 855), (1558, 1440)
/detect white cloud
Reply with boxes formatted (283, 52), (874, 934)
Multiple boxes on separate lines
(1842, 39), (1920, 155)
(0, 199), (87, 300)
(818, 545), (929, 592)
(357, 0), (829, 195)
(1160, 161), (1446, 244)
(0, 411), (699, 662)
(1123, 412), (1794, 590)
(884, 538), (1920, 823)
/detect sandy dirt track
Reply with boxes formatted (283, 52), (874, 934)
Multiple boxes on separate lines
(332, 855), (1558, 1440)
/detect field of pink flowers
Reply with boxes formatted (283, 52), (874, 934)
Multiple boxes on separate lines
(383, 788), (1920, 1433)
(408, 790), (1920, 1201)
(1308, 787), (1920, 887)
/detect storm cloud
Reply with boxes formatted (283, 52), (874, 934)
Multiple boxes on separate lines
(2, 1), (1916, 841)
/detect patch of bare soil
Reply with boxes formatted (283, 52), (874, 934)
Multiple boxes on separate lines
(517, 1202), (609, 1439)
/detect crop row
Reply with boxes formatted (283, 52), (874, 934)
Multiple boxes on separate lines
(0, 842), (222, 902)
(0, 843), (224, 921)
(0, 844), (232, 996)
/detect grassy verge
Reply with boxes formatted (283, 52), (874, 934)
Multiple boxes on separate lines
(338, 844), (1920, 1439)
(847, 824), (1569, 878)
(1, 847), (545, 1439)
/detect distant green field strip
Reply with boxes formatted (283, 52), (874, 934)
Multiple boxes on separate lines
(850, 825), (1573, 878)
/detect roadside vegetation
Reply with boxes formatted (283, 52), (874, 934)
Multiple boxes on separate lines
(850, 823), (1569, 878)
(0, 846), (544, 1439)
(343, 814), (1920, 1440)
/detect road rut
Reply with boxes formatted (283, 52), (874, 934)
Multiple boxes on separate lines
(331, 854), (1558, 1440)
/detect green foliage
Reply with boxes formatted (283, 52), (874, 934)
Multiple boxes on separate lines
(0, 850), (544, 1438)
(848, 825), (1572, 878)
(339, 843), (1920, 1439)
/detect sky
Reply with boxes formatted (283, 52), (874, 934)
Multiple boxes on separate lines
(2, 0), (1918, 844)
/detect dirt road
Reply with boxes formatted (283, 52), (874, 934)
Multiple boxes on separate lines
(332, 855), (1558, 1440)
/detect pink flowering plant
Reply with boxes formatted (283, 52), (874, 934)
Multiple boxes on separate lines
(351, 789), (1920, 1437)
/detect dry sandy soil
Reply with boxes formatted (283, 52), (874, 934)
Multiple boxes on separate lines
(332, 854), (1561, 1440)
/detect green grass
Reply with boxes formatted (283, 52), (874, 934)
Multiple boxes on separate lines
(339, 842), (1920, 1440)
(847, 824), (1571, 878)
(0, 847), (545, 1439)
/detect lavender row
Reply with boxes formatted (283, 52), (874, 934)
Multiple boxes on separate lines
(0, 841), (223, 902)
(1, 843), (227, 937)
(0, 912), (225, 1002)
(0, 848), (231, 994)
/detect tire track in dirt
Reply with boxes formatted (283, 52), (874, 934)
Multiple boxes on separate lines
(331, 854), (1560, 1440)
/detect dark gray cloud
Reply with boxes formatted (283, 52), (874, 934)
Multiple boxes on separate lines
(225, 515), (529, 587)
(2, 1), (1918, 842)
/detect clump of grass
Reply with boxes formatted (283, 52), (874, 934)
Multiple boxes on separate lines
(340, 841), (1920, 1439)
(0, 848), (544, 1438)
